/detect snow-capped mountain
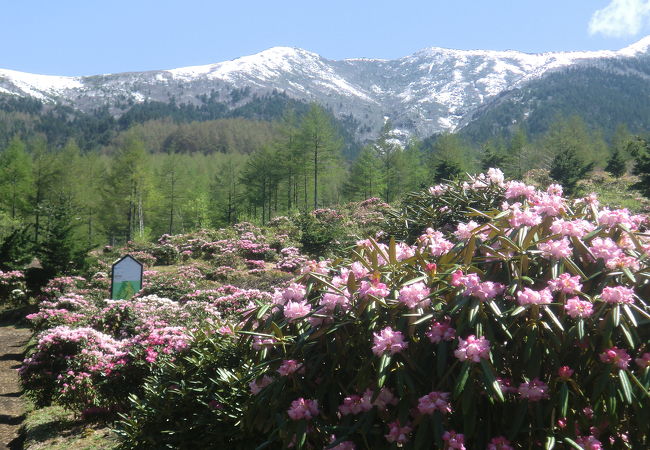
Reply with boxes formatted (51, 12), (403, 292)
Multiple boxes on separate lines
(2, 37), (650, 137)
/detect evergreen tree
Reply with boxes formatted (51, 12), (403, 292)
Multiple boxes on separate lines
(372, 121), (402, 202)
(480, 138), (508, 171)
(605, 148), (627, 178)
(0, 136), (32, 219)
(629, 137), (650, 198)
(429, 133), (470, 182)
(297, 104), (342, 209)
(344, 145), (381, 200)
(101, 134), (151, 243)
(39, 200), (87, 278)
(549, 148), (593, 195)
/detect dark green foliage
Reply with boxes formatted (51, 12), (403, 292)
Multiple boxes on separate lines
(630, 137), (650, 197)
(115, 331), (260, 450)
(0, 225), (34, 271)
(38, 202), (87, 278)
(296, 209), (349, 256)
(433, 159), (463, 182)
(605, 148), (627, 177)
(549, 148), (594, 195)
(460, 62), (650, 143)
(384, 175), (505, 243)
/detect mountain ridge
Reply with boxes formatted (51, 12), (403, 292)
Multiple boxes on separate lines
(2, 37), (650, 139)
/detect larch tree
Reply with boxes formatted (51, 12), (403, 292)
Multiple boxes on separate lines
(297, 104), (342, 209)
(0, 136), (32, 219)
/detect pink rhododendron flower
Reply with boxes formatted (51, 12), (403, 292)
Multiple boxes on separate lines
(419, 228), (454, 256)
(504, 181), (536, 199)
(487, 436), (514, 450)
(249, 375), (273, 395)
(532, 192), (566, 217)
(558, 366), (574, 379)
(442, 430), (466, 449)
(395, 242), (416, 261)
(550, 218), (595, 238)
(287, 398), (319, 420)
(576, 435), (603, 450)
(428, 184), (447, 196)
(283, 300), (312, 321)
(372, 387), (398, 410)
(600, 347), (631, 369)
(487, 167), (505, 185)
(547, 183), (563, 196)
(454, 335), (490, 362)
(509, 206), (542, 227)
(518, 378), (549, 401)
(417, 391), (452, 415)
(538, 238), (573, 259)
(320, 291), (350, 311)
(385, 420), (412, 444)
(598, 208), (638, 230)
(454, 220), (490, 241)
(426, 319), (456, 343)
(329, 439), (356, 450)
(398, 282), (430, 308)
(350, 261), (369, 279)
(517, 287), (553, 305)
(600, 286), (635, 305)
(589, 237), (624, 264)
(564, 297), (594, 318)
(372, 327), (408, 356)
(547, 273), (583, 294)
(635, 352), (650, 368)
(451, 270), (504, 300)
(277, 359), (303, 376)
(338, 394), (372, 415)
(359, 280), (390, 299)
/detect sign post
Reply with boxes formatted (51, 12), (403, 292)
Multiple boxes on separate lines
(111, 255), (143, 300)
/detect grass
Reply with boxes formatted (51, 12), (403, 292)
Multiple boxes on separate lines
(578, 171), (650, 213)
(21, 404), (119, 450)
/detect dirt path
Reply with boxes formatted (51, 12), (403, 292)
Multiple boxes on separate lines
(0, 322), (30, 449)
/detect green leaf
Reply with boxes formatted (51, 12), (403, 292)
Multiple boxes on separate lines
(619, 370), (634, 404)
(545, 435), (556, 450)
(271, 322), (283, 339)
(480, 359), (504, 402)
(562, 257), (587, 279)
(378, 354), (392, 388)
(454, 362), (471, 399)
(613, 305), (620, 327)
(559, 383), (568, 417)
(563, 437), (584, 450)
(622, 267), (637, 283)
(543, 307), (564, 332)
(487, 300), (502, 317)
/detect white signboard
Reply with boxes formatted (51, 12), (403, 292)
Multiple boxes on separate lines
(111, 255), (143, 299)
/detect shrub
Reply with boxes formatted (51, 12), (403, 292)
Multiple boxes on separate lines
(383, 169), (506, 243)
(239, 173), (650, 448)
(115, 329), (260, 449)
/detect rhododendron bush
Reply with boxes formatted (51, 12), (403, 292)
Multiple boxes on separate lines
(239, 173), (650, 448)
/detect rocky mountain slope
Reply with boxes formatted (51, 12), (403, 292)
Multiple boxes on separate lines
(2, 37), (650, 138)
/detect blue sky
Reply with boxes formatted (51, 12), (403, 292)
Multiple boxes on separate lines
(1, 0), (649, 76)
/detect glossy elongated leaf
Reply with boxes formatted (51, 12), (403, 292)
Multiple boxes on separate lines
(543, 307), (564, 332)
(480, 359), (504, 402)
(454, 362), (471, 399)
(545, 435), (556, 450)
(559, 383), (569, 417)
(563, 437), (583, 450)
(619, 370), (634, 404)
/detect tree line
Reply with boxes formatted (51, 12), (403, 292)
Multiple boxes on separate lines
(1, 102), (649, 257)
